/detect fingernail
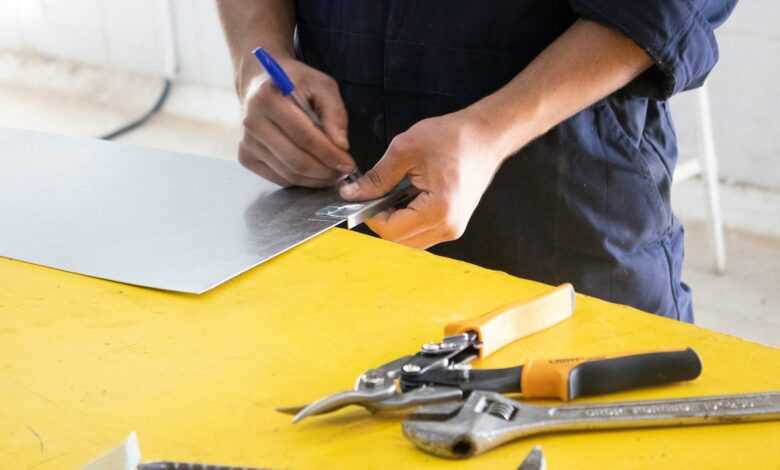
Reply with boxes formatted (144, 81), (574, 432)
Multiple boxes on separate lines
(337, 164), (355, 173)
(340, 183), (357, 198)
(334, 130), (348, 147)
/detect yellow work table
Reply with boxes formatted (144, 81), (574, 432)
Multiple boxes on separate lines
(2, 229), (779, 469)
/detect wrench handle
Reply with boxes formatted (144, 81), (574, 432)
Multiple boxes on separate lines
(541, 392), (780, 429)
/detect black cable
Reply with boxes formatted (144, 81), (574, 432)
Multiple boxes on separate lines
(99, 78), (173, 140)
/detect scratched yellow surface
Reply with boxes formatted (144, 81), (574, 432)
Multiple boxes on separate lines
(1, 228), (779, 469)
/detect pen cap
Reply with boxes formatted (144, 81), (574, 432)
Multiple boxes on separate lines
(252, 47), (295, 96)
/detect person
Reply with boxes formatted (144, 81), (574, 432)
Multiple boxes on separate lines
(217, 1), (736, 322)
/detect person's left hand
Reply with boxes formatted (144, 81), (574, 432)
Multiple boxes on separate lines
(338, 111), (511, 249)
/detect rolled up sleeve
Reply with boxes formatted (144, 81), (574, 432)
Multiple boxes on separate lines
(569, 0), (737, 99)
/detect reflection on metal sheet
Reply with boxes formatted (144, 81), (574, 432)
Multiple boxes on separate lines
(0, 127), (376, 293)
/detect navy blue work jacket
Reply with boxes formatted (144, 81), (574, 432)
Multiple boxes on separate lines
(294, 1), (736, 322)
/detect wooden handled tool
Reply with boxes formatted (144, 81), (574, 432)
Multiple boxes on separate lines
(445, 283), (575, 357)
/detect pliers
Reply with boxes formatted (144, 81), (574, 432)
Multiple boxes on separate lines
(279, 284), (703, 423)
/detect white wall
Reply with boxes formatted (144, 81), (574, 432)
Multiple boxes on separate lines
(0, 0), (234, 89)
(0, 0), (777, 190)
(671, 0), (780, 190)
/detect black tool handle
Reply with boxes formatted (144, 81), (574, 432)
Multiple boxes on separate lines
(521, 347), (703, 400)
(563, 347), (703, 400)
(400, 366), (524, 394)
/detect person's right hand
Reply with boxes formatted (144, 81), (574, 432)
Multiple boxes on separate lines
(238, 57), (356, 187)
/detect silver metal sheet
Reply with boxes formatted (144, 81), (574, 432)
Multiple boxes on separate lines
(0, 127), (382, 293)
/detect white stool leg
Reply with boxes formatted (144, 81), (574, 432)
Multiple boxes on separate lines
(697, 84), (727, 274)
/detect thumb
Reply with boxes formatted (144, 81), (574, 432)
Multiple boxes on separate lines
(340, 150), (411, 201)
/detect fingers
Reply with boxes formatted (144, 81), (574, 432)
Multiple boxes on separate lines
(239, 136), (338, 188)
(365, 192), (436, 241)
(367, 206), (452, 250)
(310, 78), (350, 151)
(237, 147), (291, 187)
(340, 137), (414, 201)
(366, 191), (464, 249)
(394, 227), (449, 250)
(266, 87), (356, 173)
(248, 119), (337, 180)
(240, 66), (357, 187)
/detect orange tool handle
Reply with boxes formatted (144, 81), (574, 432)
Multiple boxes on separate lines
(444, 284), (575, 358)
(521, 347), (703, 401)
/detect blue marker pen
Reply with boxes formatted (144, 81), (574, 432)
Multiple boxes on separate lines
(252, 47), (360, 182)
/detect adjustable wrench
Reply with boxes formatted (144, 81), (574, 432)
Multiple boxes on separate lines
(402, 390), (780, 458)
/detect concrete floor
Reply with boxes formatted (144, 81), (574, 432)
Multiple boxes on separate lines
(1, 83), (777, 348)
(681, 221), (779, 347)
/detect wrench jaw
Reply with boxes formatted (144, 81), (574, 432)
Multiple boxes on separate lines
(402, 409), (475, 458)
(403, 392), (547, 458)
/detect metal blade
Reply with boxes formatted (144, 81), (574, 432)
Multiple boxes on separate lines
(275, 405), (306, 415)
(280, 386), (465, 418)
(278, 355), (414, 421)
(291, 386), (396, 423)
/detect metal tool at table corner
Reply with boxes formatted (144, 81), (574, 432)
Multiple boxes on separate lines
(277, 283), (704, 423)
(80, 432), (270, 470)
(137, 463), (266, 470)
(518, 446), (545, 470)
(402, 389), (780, 459)
(134, 446), (547, 469)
